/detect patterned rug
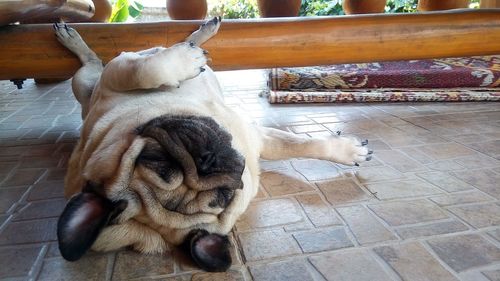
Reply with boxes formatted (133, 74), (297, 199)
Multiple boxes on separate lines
(270, 56), (500, 91)
(268, 89), (500, 103)
(268, 56), (499, 103)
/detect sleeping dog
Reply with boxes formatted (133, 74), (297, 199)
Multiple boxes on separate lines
(55, 17), (372, 272)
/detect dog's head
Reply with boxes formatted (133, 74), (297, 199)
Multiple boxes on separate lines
(57, 115), (246, 271)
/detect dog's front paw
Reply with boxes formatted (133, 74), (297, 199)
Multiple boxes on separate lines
(169, 42), (208, 85)
(325, 136), (372, 166)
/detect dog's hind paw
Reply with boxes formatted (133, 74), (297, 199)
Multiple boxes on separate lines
(186, 16), (222, 46)
(168, 42), (209, 84)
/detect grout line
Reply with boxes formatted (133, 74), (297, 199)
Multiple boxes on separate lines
(420, 240), (464, 280)
(368, 248), (403, 281)
(105, 252), (117, 281)
(28, 243), (48, 281)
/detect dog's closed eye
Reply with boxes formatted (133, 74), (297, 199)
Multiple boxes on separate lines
(136, 141), (182, 183)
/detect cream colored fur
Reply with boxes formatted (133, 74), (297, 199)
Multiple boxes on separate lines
(55, 19), (370, 254)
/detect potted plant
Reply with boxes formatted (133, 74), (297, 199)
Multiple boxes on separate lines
(167, 0), (207, 20)
(342, 0), (387, 14)
(90, 0), (112, 22)
(417, 0), (469, 11)
(257, 0), (302, 17)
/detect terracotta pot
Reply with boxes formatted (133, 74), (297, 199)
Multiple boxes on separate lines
(90, 0), (112, 22)
(480, 0), (500, 8)
(417, 0), (469, 11)
(167, 0), (207, 20)
(342, 0), (387, 14)
(257, 0), (302, 17)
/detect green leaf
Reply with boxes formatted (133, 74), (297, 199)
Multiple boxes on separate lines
(110, 0), (130, 22)
(133, 1), (144, 9)
(129, 0), (144, 12)
(128, 5), (140, 18)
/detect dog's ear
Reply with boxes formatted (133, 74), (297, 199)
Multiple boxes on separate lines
(57, 191), (126, 261)
(185, 229), (232, 272)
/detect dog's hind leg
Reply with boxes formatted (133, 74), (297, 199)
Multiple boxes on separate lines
(185, 16), (222, 46)
(258, 127), (373, 166)
(54, 23), (103, 119)
(98, 17), (221, 92)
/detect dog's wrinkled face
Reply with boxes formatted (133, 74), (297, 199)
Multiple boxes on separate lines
(57, 115), (245, 271)
(135, 115), (245, 215)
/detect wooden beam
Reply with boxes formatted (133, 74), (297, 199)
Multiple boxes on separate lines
(481, 0), (500, 8)
(1, 9), (500, 80)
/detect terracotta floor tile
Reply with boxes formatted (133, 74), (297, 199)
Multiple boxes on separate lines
(427, 234), (500, 272)
(365, 179), (443, 200)
(415, 143), (476, 160)
(295, 194), (342, 227)
(374, 242), (457, 280)
(0, 161), (17, 175)
(375, 150), (427, 172)
(191, 270), (245, 281)
(425, 160), (467, 171)
(0, 186), (29, 213)
(488, 229), (500, 242)
(1, 168), (46, 187)
(238, 229), (301, 262)
(451, 169), (500, 199)
(356, 166), (405, 183)
(0, 218), (57, 245)
(367, 139), (392, 151)
(37, 254), (109, 281)
(337, 205), (396, 245)
(291, 159), (341, 181)
(0, 245), (43, 279)
(448, 203), (500, 228)
(468, 140), (500, 158)
(292, 227), (353, 253)
(482, 270), (500, 281)
(27, 180), (65, 201)
(309, 249), (394, 281)
(379, 134), (424, 148)
(395, 220), (468, 239)
(111, 250), (174, 280)
(368, 199), (448, 226)
(417, 171), (475, 192)
(249, 259), (315, 281)
(316, 178), (371, 205)
(259, 169), (314, 197)
(235, 199), (303, 231)
(13, 198), (66, 221)
(290, 124), (326, 134)
(430, 191), (494, 206)
(453, 154), (500, 169)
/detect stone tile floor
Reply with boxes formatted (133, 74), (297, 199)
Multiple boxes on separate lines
(0, 70), (500, 281)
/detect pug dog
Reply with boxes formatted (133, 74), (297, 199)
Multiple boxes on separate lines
(54, 17), (372, 272)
